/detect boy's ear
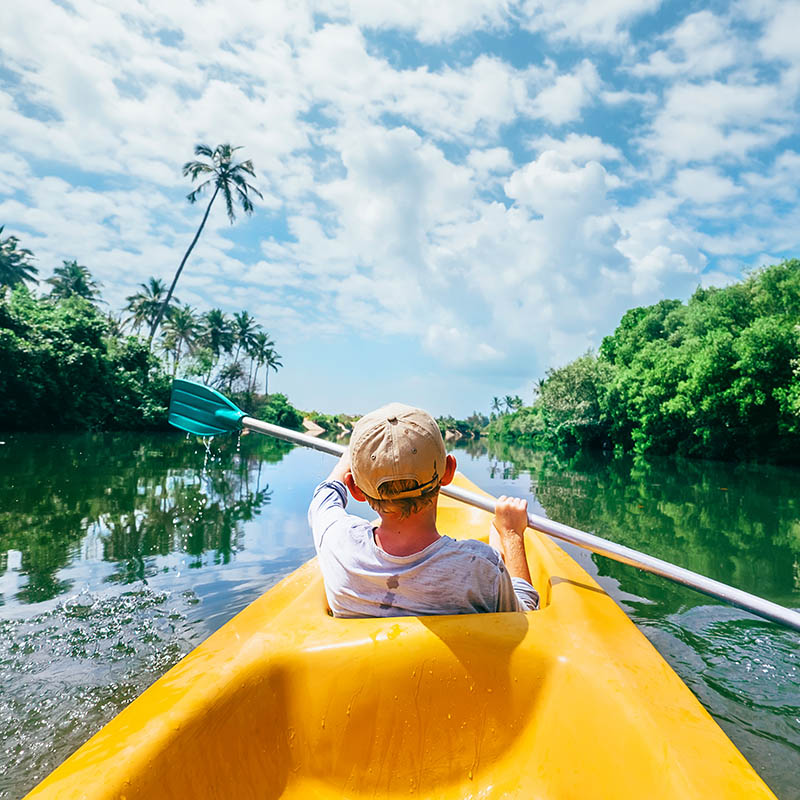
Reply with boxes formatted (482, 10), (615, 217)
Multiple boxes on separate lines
(440, 454), (457, 486)
(344, 471), (368, 502)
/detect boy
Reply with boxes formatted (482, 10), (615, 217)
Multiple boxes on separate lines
(308, 402), (539, 617)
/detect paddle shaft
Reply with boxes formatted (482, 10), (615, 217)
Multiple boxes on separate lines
(242, 416), (800, 632)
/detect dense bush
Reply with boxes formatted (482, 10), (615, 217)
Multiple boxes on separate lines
(0, 287), (171, 431)
(490, 260), (800, 463)
(0, 287), (305, 433)
(250, 392), (304, 431)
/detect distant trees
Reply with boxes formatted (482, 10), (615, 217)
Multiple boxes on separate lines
(148, 143), (263, 343)
(490, 260), (800, 463)
(0, 226), (37, 289)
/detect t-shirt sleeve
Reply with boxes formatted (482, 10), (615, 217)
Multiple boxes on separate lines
(495, 563), (540, 612)
(308, 480), (349, 552)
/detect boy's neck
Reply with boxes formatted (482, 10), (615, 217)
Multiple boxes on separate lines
(373, 502), (441, 557)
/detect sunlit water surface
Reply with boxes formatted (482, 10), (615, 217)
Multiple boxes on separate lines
(0, 433), (798, 799)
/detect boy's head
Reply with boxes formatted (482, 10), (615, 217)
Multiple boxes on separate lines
(350, 403), (448, 518)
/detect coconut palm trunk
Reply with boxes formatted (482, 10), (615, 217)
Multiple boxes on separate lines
(148, 185), (219, 343)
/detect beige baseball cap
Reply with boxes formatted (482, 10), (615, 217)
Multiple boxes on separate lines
(350, 403), (447, 499)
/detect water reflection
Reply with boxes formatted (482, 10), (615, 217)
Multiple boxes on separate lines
(0, 432), (291, 605)
(467, 439), (800, 607)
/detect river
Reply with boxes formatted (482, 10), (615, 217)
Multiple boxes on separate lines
(0, 432), (798, 798)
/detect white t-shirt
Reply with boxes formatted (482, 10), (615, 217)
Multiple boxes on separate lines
(308, 481), (540, 618)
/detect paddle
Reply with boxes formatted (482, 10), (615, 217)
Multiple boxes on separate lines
(168, 379), (800, 632)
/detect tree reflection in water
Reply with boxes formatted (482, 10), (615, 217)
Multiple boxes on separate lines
(455, 438), (800, 609)
(0, 432), (291, 604)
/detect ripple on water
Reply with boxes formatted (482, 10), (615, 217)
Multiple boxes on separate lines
(634, 603), (800, 799)
(0, 586), (202, 799)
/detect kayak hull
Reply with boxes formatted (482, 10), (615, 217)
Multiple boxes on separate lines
(25, 474), (777, 799)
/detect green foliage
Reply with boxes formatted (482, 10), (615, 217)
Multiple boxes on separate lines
(306, 410), (357, 434)
(253, 393), (304, 430)
(493, 260), (800, 463)
(0, 287), (171, 431)
(437, 412), (489, 439)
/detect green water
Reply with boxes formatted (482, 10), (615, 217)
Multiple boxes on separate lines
(0, 433), (798, 798)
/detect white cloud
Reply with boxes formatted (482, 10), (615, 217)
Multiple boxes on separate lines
(673, 167), (744, 205)
(757, 1), (800, 65)
(467, 147), (514, 179)
(316, 0), (511, 43)
(528, 133), (623, 163)
(632, 11), (738, 78)
(519, 0), (662, 46)
(641, 80), (792, 165)
(531, 60), (601, 125)
(299, 26), (543, 141)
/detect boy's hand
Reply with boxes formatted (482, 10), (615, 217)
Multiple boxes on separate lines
(492, 496), (533, 586)
(328, 450), (351, 484)
(493, 496), (529, 539)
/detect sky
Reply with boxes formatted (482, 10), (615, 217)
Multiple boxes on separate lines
(1, 0), (799, 417)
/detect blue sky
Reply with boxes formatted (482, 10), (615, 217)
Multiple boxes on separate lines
(1, 0), (799, 417)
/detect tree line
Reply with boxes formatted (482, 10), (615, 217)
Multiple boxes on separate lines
(488, 260), (800, 463)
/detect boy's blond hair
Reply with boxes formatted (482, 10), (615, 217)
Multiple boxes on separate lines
(364, 478), (441, 519)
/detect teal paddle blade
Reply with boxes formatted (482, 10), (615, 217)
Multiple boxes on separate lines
(168, 379), (246, 436)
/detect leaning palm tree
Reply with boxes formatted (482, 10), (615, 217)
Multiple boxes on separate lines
(46, 260), (101, 302)
(148, 144), (263, 343)
(161, 304), (200, 376)
(125, 277), (178, 335)
(0, 226), (37, 290)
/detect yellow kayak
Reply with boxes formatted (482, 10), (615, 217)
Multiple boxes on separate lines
(26, 474), (777, 799)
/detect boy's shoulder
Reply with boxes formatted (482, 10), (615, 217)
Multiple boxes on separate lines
(441, 536), (503, 568)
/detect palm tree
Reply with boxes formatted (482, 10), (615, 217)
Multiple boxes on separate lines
(161, 304), (200, 376)
(261, 347), (283, 397)
(249, 331), (274, 393)
(491, 397), (502, 418)
(46, 260), (101, 302)
(214, 361), (246, 392)
(0, 226), (37, 289)
(125, 277), (179, 335)
(232, 310), (260, 364)
(105, 313), (125, 338)
(199, 308), (234, 384)
(148, 143), (263, 342)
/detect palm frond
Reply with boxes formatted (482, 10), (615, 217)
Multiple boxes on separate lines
(182, 161), (215, 180)
(187, 177), (214, 204)
(221, 181), (235, 222)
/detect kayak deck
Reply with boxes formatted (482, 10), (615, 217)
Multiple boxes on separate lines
(26, 474), (776, 799)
